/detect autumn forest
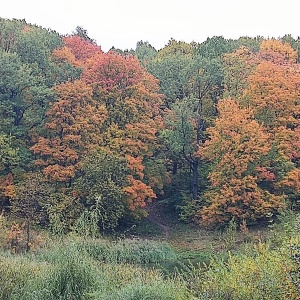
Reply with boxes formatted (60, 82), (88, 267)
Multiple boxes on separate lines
(1, 18), (300, 233)
(2, 17), (300, 299)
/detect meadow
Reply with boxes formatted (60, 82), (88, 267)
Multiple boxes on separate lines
(0, 212), (299, 300)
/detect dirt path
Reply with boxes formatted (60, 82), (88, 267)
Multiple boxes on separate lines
(146, 203), (173, 239)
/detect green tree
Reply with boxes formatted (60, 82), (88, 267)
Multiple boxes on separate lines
(0, 133), (19, 208)
(72, 26), (95, 43)
(12, 172), (51, 250)
(148, 39), (195, 105)
(223, 45), (258, 99)
(0, 134), (19, 172)
(16, 25), (62, 70)
(0, 49), (55, 167)
(0, 18), (23, 52)
(135, 40), (157, 66)
(197, 36), (235, 59)
(75, 150), (129, 231)
(158, 49), (223, 200)
(12, 172), (81, 235)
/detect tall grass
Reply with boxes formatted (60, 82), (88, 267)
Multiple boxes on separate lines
(90, 262), (191, 299)
(0, 253), (44, 300)
(1, 216), (300, 300)
(36, 241), (97, 300)
(97, 280), (190, 300)
(0, 236), (188, 300)
(0, 242), (98, 300)
(74, 236), (177, 264)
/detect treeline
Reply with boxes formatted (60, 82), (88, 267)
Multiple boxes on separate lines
(1, 17), (300, 233)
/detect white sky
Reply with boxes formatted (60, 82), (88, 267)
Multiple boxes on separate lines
(1, 0), (300, 52)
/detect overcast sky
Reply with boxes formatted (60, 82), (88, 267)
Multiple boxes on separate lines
(2, 0), (300, 52)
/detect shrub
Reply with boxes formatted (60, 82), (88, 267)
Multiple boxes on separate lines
(101, 280), (190, 300)
(185, 241), (297, 300)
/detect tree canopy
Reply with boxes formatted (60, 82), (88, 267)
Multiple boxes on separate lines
(1, 18), (300, 233)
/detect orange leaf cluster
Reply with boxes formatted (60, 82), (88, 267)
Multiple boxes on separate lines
(246, 61), (300, 128)
(31, 80), (107, 182)
(200, 175), (284, 226)
(124, 175), (156, 210)
(52, 46), (81, 68)
(197, 98), (284, 225)
(259, 39), (298, 65)
(63, 35), (102, 63)
(198, 98), (270, 184)
(0, 173), (15, 199)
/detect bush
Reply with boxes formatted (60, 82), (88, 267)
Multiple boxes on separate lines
(185, 241), (298, 300)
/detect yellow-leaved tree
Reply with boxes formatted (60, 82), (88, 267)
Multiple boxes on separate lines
(244, 39), (300, 208)
(197, 98), (285, 226)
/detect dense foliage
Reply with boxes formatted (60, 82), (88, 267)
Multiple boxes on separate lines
(1, 17), (300, 234)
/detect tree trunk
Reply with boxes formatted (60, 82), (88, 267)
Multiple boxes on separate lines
(172, 161), (178, 175)
(26, 220), (30, 252)
(191, 159), (199, 200)
(13, 107), (24, 126)
(192, 111), (204, 200)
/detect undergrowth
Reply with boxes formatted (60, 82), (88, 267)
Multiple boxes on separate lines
(0, 212), (300, 299)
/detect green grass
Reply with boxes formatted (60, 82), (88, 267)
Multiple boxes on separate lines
(90, 263), (190, 300)
(74, 236), (177, 264)
(1, 212), (300, 300)
(129, 218), (162, 236)
(0, 236), (190, 300)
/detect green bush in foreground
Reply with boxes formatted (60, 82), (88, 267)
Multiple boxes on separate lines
(0, 240), (98, 300)
(182, 240), (300, 300)
(1, 232), (300, 300)
(0, 237), (189, 300)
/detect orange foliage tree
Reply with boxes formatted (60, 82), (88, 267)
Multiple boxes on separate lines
(33, 37), (165, 216)
(62, 35), (102, 64)
(31, 79), (107, 185)
(51, 34), (103, 74)
(243, 40), (300, 127)
(244, 39), (300, 205)
(82, 52), (165, 210)
(197, 98), (285, 226)
(0, 134), (19, 207)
